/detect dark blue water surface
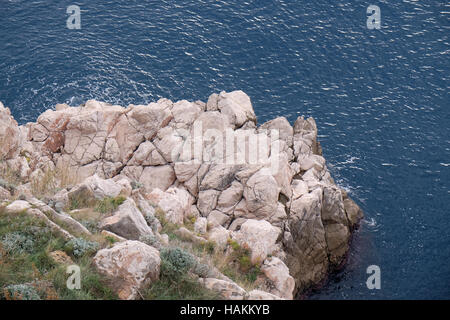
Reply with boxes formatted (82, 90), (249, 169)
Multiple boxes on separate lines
(0, 0), (449, 299)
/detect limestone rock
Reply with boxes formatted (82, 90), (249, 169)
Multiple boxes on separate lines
(283, 189), (328, 292)
(342, 191), (364, 229)
(5, 200), (32, 214)
(139, 165), (175, 193)
(207, 210), (230, 229)
(93, 240), (161, 300)
(321, 186), (350, 265)
(231, 219), (281, 265)
(216, 181), (243, 213)
(146, 187), (192, 225)
(199, 278), (247, 300)
(0, 186), (11, 200)
(100, 198), (153, 240)
(247, 290), (284, 300)
(217, 91), (256, 129)
(261, 257), (295, 300)
(83, 174), (123, 200)
(208, 226), (230, 250)
(0, 102), (21, 160)
(243, 168), (279, 220)
(194, 217), (207, 235)
(197, 190), (220, 217)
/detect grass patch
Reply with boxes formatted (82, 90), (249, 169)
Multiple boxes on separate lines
(143, 247), (220, 300)
(0, 209), (116, 300)
(94, 196), (126, 214)
(30, 166), (79, 200)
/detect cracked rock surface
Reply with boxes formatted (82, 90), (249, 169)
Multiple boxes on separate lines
(0, 90), (363, 297)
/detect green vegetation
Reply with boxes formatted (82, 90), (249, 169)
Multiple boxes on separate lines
(64, 238), (99, 258)
(68, 195), (126, 214)
(0, 208), (116, 300)
(217, 239), (262, 287)
(143, 246), (220, 300)
(94, 196), (126, 214)
(155, 207), (180, 240)
(4, 284), (41, 300)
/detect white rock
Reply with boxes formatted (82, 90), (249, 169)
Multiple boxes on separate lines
(216, 181), (243, 213)
(93, 240), (160, 300)
(100, 198), (153, 240)
(0, 186), (11, 200)
(146, 187), (192, 225)
(207, 210), (230, 228)
(84, 174), (123, 200)
(247, 290), (284, 300)
(197, 190), (220, 216)
(194, 217), (207, 235)
(217, 91), (256, 129)
(261, 257), (295, 300)
(208, 226), (230, 250)
(139, 165), (176, 193)
(231, 219), (281, 265)
(199, 278), (247, 300)
(243, 168), (279, 219)
(5, 200), (31, 214)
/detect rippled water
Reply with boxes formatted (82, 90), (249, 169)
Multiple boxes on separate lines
(1, 0), (449, 299)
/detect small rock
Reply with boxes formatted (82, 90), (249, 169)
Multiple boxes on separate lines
(199, 278), (247, 300)
(49, 250), (74, 265)
(101, 230), (127, 242)
(194, 217), (207, 235)
(247, 290), (284, 300)
(208, 226), (230, 250)
(5, 200), (31, 214)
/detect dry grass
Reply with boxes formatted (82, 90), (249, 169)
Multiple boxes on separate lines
(30, 165), (78, 199)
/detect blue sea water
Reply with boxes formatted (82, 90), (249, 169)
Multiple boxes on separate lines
(0, 0), (449, 299)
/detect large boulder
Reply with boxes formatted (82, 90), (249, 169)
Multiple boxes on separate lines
(242, 168), (279, 220)
(100, 198), (153, 240)
(342, 190), (364, 229)
(93, 241), (161, 300)
(146, 187), (192, 225)
(4, 200), (32, 214)
(261, 257), (295, 300)
(321, 186), (350, 266)
(231, 219), (281, 265)
(83, 174), (123, 199)
(283, 189), (329, 293)
(217, 91), (256, 129)
(0, 102), (21, 160)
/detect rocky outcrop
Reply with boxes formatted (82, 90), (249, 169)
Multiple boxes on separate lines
(0, 90), (364, 298)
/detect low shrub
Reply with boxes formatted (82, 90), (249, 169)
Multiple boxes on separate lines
(139, 234), (161, 249)
(1, 232), (35, 254)
(3, 284), (41, 300)
(64, 238), (99, 258)
(160, 247), (196, 279)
